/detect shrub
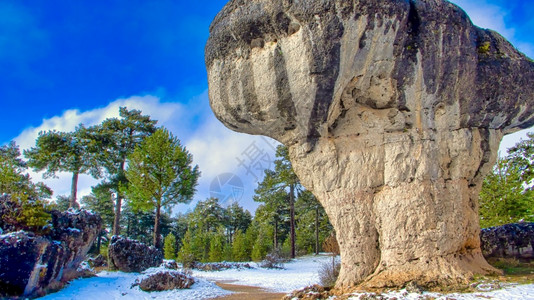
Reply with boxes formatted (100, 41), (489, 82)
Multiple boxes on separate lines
(318, 259), (340, 288)
(260, 249), (285, 269)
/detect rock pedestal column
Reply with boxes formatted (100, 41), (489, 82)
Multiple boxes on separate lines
(205, 0), (534, 289)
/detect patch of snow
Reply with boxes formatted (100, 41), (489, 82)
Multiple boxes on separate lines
(348, 284), (534, 300)
(38, 270), (231, 300)
(0, 230), (27, 237)
(192, 254), (333, 293)
(67, 227), (81, 233)
(77, 261), (93, 273)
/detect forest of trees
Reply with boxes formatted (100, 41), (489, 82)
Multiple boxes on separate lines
(1, 106), (532, 264)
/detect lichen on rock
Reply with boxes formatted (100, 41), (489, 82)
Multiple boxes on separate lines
(108, 236), (163, 273)
(205, 0), (534, 290)
(0, 197), (102, 298)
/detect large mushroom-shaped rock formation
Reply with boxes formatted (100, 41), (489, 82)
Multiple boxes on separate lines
(205, 0), (534, 290)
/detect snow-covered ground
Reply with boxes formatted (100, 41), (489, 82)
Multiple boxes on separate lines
(192, 254), (333, 293)
(349, 284), (534, 300)
(38, 269), (231, 300)
(38, 254), (534, 300)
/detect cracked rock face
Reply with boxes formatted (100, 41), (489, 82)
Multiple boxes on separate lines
(206, 0), (534, 289)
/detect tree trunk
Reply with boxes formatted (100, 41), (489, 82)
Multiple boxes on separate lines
(96, 231), (102, 254)
(112, 161), (126, 236)
(273, 218), (278, 249)
(69, 172), (79, 208)
(315, 206), (319, 255)
(126, 215), (130, 237)
(289, 183), (296, 259)
(154, 204), (162, 249)
(113, 196), (122, 236)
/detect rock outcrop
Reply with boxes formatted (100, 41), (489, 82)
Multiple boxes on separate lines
(481, 222), (534, 259)
(0, 208), (101, 298)
(134, 270), (195, 291)
(108, 236), (163, 272)
(206, 0), (534, 290)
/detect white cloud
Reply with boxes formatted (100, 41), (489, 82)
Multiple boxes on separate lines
(13, 92), (274, 214)
(15, 95), (185, 150)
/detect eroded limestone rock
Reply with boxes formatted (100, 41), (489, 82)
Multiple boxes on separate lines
(481, 222), (534, 259)
(134, 271), (195, 291)
(206, 0), (534, 290)
(108, 236), (163, 272)
(0, 201), (101, 298)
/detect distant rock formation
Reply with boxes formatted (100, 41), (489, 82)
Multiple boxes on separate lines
(134, 270), (195, 291)
(206, 0), (534, 289)
(481, 222), (534, 259)
(108, 236), (163, 272)
(0, 199), (101, 298)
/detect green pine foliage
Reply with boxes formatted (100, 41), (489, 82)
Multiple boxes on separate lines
(24, 125), (101, 208)
(479, 133), (534, 228)
(0, 142), (52, 231)
(164, 233), (177, 260)
(244, 223), (258, 257)
(3, 107), (338, 263)
(223, 241), (233, 261)
(232, 230), (249, 261)
(208, 231), (225, 262)
(89, 107), (158, 236)
(80, 183), (115, 229)
(251, 228), (271, 261)
(178, 229), (196, 267)
(125, 128), (200, 248)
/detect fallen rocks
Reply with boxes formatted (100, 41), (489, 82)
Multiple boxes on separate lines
(134, 270), (195, 291)
(108, 236), (163, 272)
(481, 222), (534, 259)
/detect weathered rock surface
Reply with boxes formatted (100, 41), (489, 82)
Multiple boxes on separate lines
(0, 207), (101, 298)
(206, 0), (534, 290)
(108, 236), (163, 272)
(481, 222), (534, 259)
(134, 270), (195, 291)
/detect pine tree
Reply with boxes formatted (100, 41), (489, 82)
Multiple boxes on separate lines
(164, 233), (177, 260)
(208, 230), (225, 262)
(251, 228), (270, 261)
(89, 107), (157, 236)
(295, 190), (331, 254)
(232, 230), (249, 261)
(244, 223), (258, 258)
(223, 241), (233, 261)
(189, 198), (226, 233)
(25, 125), (100, 208)
(0, 142), (52, 231)
(254, 145), (300, 258)
(225, 201), (252, 241)
(479, 156), (534, 227)
(178, 229), (195, 267)
(80, 183), (115, 230)
(125, 128), (200, 248)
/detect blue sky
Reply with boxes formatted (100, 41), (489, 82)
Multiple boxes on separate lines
(1, 0), (533, 214)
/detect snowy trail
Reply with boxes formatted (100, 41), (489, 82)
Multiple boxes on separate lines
(37, 255), (534, 299)
(192, 255), (333, 293)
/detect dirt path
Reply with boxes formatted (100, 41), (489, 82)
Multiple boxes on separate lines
(211, 280), (286, 300)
